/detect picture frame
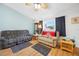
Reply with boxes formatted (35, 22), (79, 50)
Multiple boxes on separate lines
(71, 17), (79, 24)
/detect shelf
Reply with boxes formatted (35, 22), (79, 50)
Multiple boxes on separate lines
(60, 40), (74, 53)
(61, 47), (73, 52)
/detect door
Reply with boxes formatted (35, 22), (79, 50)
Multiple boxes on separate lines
(56, 16), (66, 36)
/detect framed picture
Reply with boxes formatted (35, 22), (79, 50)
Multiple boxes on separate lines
(71, 17), (79, 24)
(43, 19), (55, 31)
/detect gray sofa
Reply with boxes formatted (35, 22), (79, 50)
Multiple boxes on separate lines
(0, 30), (32, 49)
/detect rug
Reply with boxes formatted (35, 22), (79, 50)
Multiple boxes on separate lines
(11, 42), (32, 53)
(32, 43), (51, 56)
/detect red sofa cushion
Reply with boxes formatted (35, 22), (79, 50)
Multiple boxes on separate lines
(49, 32), (55, 37)
(42, 31), (55, 37)
(42, 31), (48, 35)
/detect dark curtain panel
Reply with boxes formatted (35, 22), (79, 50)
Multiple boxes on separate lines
(56, 16), (66, 36)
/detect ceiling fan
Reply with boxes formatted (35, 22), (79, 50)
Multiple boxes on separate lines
(25, 3), (48, 11)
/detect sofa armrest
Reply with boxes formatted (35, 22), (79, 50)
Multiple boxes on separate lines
(0, 37), (8, 43)
(25, 34), (33, 36)
(0, 37), (8, 49)
(28, 34), (33, 36)
(0, 37), (5, 40)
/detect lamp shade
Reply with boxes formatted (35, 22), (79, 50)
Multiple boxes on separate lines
(34, 20), (39, 23)
(38, 24), (42, 28)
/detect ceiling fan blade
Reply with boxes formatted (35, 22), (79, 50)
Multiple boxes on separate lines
(25, 3), (32, 6)
(40, 3), (48, 9)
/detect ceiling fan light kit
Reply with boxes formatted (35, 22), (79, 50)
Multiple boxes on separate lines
(25, 3), (48, 11)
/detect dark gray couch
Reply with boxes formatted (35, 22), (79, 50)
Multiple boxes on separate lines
(0, 30), (32, 49)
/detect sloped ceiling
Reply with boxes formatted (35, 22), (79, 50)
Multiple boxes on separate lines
(3, 3), (79, 20)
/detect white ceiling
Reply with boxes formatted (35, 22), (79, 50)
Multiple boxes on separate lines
(3, 3), (79, 19)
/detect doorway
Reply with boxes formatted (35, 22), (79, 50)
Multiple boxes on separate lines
(56, 16), (66, 36)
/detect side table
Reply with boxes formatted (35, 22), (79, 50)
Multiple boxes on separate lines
(32, 35), (38, 40)
(60, 39), (74, 53)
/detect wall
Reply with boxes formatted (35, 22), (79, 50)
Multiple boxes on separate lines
(0, 4), (34, 34)
(55, 6), (79, 47)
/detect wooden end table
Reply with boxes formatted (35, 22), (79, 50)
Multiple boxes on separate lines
(32, 35), (38, 40)
(60, 39), (74, 53)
